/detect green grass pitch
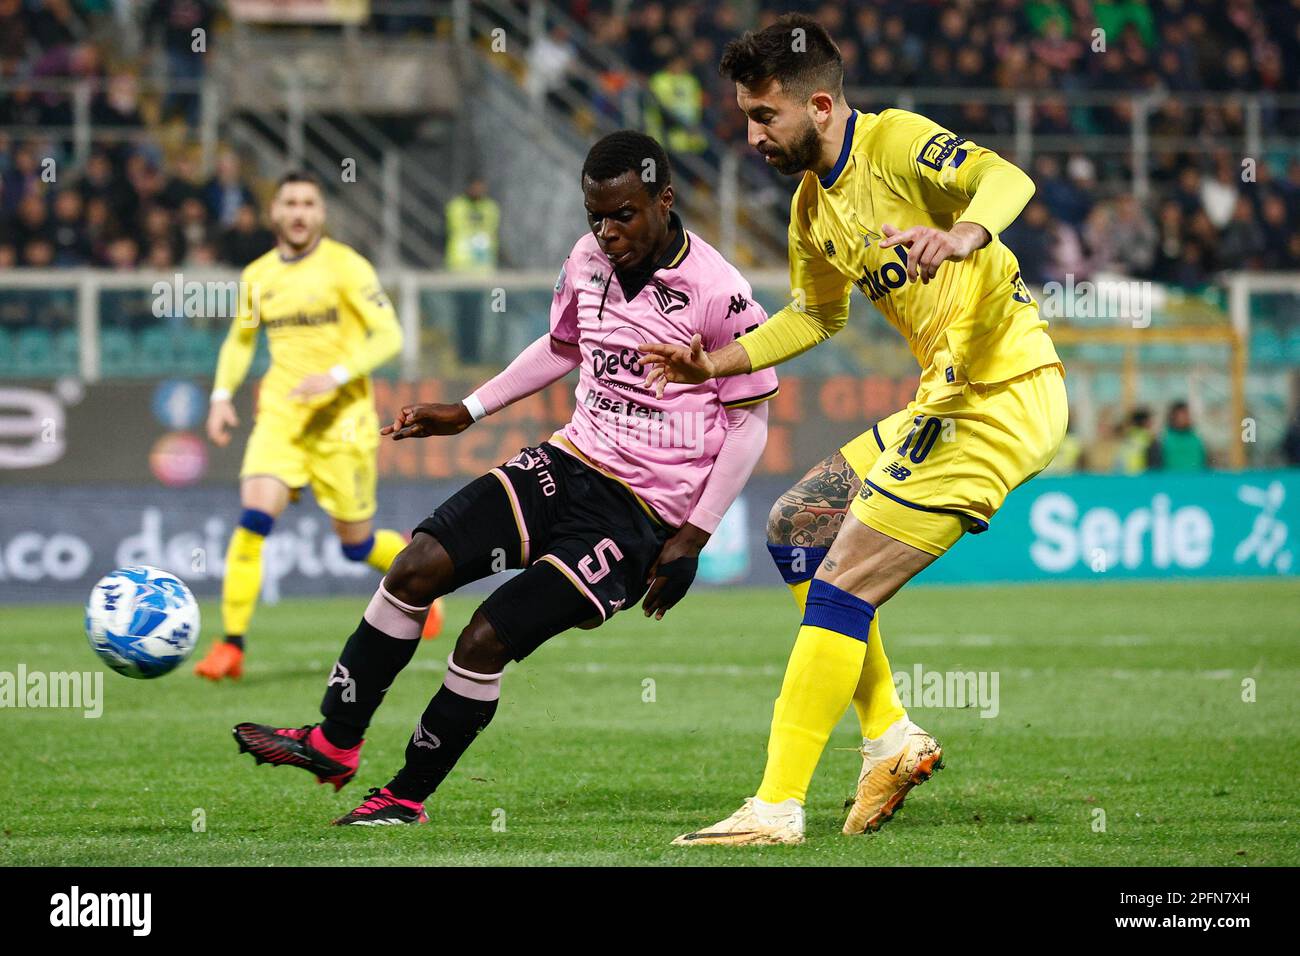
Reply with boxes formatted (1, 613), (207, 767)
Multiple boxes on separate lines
(2, 580), (1297, 866)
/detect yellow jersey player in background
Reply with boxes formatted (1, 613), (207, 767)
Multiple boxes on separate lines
(642, 14), (1066, 844)
(195, 171), (443, 681)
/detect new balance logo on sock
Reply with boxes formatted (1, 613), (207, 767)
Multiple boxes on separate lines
(412, 722), (441, 750)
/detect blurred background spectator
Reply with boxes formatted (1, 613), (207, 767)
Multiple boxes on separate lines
(1162, 400), (1209, 471)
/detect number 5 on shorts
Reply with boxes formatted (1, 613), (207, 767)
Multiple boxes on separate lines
(579, 538), (625, 584)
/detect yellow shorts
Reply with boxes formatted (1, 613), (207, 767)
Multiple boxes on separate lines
(841, 363), (1067, 556)
(240, 398), (381, 523)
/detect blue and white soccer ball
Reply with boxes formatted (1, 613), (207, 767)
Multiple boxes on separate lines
(85, 566), (200, 679)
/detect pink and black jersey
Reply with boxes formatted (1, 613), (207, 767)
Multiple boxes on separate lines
(548, 214), (779, 527)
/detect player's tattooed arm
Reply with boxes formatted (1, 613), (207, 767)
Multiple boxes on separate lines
(381, 402), (474, 439)
(766, 451), (862, 549)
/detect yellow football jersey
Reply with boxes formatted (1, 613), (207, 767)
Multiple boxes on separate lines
(212, 236), (402, 418)
(738, 108), (1060, 397)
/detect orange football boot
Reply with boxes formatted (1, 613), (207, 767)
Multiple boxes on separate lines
(193, 641), (244, 681)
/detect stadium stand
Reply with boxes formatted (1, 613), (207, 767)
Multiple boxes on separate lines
(0, 0), (1298, 468)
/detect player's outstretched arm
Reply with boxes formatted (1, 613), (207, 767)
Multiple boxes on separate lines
(207, 280), (258, 445)
(471, 333), (581, 415)
(382, 402), (475, 440)
(641, 334), (752, 397)
(383, 333), (581, 440)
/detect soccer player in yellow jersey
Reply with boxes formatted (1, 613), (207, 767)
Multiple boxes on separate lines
(194, 171), (442, 681)
(642, 15), (1067, 844)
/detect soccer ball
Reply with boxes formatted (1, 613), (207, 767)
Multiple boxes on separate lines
(85, 566), (200, 679)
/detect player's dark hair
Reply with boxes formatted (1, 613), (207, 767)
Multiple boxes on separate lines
(719, 13), (844, 102)
(581, 130), (672, 197)
(275, 170), (323, 193)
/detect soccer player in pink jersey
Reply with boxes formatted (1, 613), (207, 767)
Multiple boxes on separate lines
(231, 131), (779, 826)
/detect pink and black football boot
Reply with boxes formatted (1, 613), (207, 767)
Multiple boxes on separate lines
(332, 787), (429, 826)
(232, 722), (360, 791)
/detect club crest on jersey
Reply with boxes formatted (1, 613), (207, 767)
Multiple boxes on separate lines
(883, 461), (912, 481)
(650, 278), (690, 314)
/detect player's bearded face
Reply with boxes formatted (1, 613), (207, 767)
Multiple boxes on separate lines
(272, 184), (325, 253)
(739, 83), (821, 176)
(760, 113), (821, 175)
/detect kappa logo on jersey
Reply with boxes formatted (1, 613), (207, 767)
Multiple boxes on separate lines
(650, 278), (690, 314)
(917, 131), (969, 171)
(725, 294), (750, 317)
(883, 461), (912, 481)
(855, 245), (910, 302)
(589, 269), (608, 288)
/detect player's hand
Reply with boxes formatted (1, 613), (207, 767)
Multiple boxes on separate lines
(206, 399), (239, 447)
(289, 373), (340, 400)
(640, 334), (715, 399)
(381, 402), (474, 440)
(642, 522), (710, 620)
(879, 221), (989, 284)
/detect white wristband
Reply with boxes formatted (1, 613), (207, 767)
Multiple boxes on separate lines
(463, 394), (488, 422)
(329, 364), (352, 385)
(210, 388), (232, 403)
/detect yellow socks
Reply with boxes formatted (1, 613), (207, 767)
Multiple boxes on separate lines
(365, 529), (407, 573)
(221, 523), (267, 638)
(756, 580), (876, 805)
(340, 528), (408, 572)
(784, 579), (906, 741)
(221, 516), (408, 641)
(757, 622), (867, 804)
(855, 616), (906, 739)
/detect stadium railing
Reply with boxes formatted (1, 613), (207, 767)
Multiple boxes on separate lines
(2, 269), (1296, 468)
(0, 77), (217, 171)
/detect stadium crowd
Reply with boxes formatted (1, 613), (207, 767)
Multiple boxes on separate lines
(566, 0), (1300, 286)
(1, 0), (1298, 286)
(0, 0), (270, 269)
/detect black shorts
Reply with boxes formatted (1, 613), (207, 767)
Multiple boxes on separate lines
(414, 442), (672, 660)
